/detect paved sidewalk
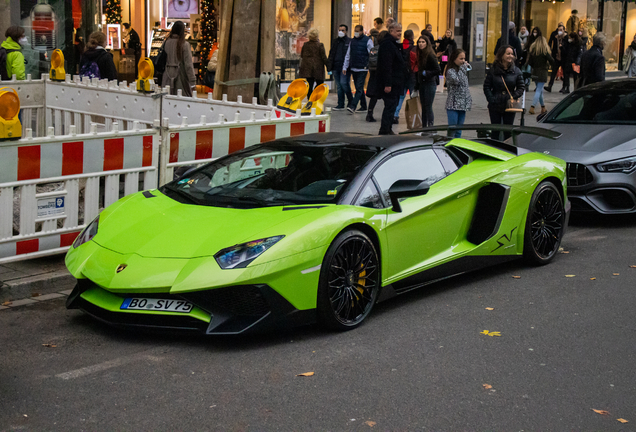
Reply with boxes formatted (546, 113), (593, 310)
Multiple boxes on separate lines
(4, 73), (620, 303)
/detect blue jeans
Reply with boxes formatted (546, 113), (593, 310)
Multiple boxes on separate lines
(446, 110), (466, 137)
(351, 71), (368, 110)
(333, 68), (353, 108)
(395, 73), (416, 117)
(532, 81), (545, 108)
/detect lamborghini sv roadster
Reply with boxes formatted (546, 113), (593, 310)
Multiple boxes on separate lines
(66, 128), (570, 334)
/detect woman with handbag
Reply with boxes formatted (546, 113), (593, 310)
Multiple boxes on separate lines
(445, 49), (472, 138)
(161, 21), (196, 97)
(526, 36), (554, 115)
(299, 28), (329, 96)
(436, 30), (457, 76)
(483, 45), (525, 140)
(416, 35), (441, 127)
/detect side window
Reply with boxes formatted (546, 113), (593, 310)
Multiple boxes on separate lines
(435, 149), (459, 174)
(355, 181), (384, 209)
(373, 149), (446, 205)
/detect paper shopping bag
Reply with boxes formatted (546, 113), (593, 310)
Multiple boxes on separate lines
(405, 96), (423, 130)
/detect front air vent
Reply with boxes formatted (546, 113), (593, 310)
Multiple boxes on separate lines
(566, 163), (593, 186)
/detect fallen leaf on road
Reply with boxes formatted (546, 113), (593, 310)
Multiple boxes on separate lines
(512, 275), (521, 279)
(42, 343), (57, 348)
(23, 414), (27, 418)
(1, 301), (11, 306)
(296, 372), (314, 377)
(590, 277), (596, 280)
(31, 293), (40, 297)
(613, 273), (619, 276)
(565, 275), (576, 278)
(630, 265), (636, 268)
(560, 250), (570, 254)
(592, 409), (610, 416)
(480, 330), (501, 337)
(483, 384), (492, 389)
(365, 421), (376, 427)
(617, 418), (628, 423)
(485, 307), (494, 311)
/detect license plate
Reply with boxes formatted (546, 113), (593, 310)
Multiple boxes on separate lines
(120, 298), (193, 313)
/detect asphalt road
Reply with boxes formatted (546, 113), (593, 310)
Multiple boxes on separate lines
(1, 212), (635, 431)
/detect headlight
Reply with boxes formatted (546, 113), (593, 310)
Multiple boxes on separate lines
(73, 216), (99, 248)
(214, 235), (284, 269)
(596, 157), (636, 174)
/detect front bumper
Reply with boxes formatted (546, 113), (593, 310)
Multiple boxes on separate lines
(567, 163), (636, 214)
(66, 279), (316, 335)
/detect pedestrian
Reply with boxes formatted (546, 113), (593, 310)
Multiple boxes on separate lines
(393, 29), (416, 123)
(327, 24), (353, 111)
(161, 21), (196, 96)
(566, 10), (580, 34)
(299, 28), (328, 96)
(1, 26), (27, 81)
(483, 45), (524, 140)
(519, 27), (541, 89)
(342, 25), (373, 113)
(370, 17), (384, 45)
(579, 32), (606, 86)
(436, 29), (457, 74)
(563, 32), (583, 92)
(578, 27), (589, 49)
(545, 24), (568, 92)
(416, 35), (441, 127)
(622, 33), (636, 78)
(365, 30), (385, 123)
(445, 49), (472, 138)
(420, 26), (435, 48)
(548, 22), (564, 50)
(123, 23), (142, 76)
(526, 36), (554, 116)
(518, 26), (529, 49)
(79, 31), (118, 81)
(494, 22), (523, 66)
(376, 22), (405, 135)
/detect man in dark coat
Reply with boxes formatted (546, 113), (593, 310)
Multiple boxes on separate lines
(376, 22), (405, 135)
(327, 24), (353, 110)
(494, 22), (523, 66)
(123, 23), (142, 76)
(580, 32), (606, 86)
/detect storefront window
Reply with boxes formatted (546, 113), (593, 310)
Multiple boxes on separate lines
(602, 0), (622, 70)
(275, 0), (331, 83)
(486, 0), (502, 64)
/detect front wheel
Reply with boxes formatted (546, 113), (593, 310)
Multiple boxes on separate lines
(317, 230), (380, 331)
(523, 181), (565, 265)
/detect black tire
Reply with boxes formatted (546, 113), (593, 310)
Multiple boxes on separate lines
(317, 230), (380, 331)
(523, 181), (565, 265)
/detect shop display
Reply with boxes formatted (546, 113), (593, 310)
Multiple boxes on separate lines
(198, 0), (218, 80)
(149, 28), (170, 58)
(30, 0), (57, 51)
(105, 0), (122, 24)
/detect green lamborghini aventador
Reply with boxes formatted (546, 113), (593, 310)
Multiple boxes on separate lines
(66, 126), (570, 334)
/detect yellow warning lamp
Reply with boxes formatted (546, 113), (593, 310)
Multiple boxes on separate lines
(0, 88), (22, 141)
(136, 57), (155, 93)
(301, 83), (329, 115)
(49, 49), (66, 81)
(277, 79), (309, 113)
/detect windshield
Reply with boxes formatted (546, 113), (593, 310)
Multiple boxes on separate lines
(160, 143), (378, 208)
(544, 90), (636, 125)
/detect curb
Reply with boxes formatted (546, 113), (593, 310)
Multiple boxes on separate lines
(0, 270), (76, 303)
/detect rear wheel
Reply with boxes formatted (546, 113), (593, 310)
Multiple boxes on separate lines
(317, 230), (380, 331)
(523, 181), (565, 265)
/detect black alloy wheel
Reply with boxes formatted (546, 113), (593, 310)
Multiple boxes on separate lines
(317, 230), (380, 331)
(524, 181), (565, 265)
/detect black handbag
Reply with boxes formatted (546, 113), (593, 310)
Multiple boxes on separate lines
(203, 70), (215, 88)
(153, 44), (167, 79)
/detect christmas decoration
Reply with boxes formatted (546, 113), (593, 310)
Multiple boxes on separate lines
(105, 0), (122, 25)
(198, 0), (218, 80)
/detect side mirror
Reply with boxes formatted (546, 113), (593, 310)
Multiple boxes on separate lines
(388, 179), (430, 212)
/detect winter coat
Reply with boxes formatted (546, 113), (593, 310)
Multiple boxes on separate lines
(445, 63), (472, 111)
(327, 36), (350, 71)
(527, 52), (555, 82)
(127, 28), (142, 53)
(417, 51), (441, 87)
(1, 37), (26, 80)
(483, 62), (524, 113)
(566, 16), (580, 34)
(564, 41), (583, 72)
(549, 34), (569, 62)
(622, 42), (636, 75)
(375, 35), (405, 98)
(437, 37), (457, 57)
(161, 35), (196, 97)
(420, 30), (435, 48)
(494, 31), (523, 66)
(79, 47), (118, 81)
(299, 40), (328, 80)
(579, 45), (605, 86)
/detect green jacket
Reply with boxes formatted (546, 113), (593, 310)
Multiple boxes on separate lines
(1, 37), (26, 80)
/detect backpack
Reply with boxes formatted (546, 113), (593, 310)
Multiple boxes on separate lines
(368, 45), (379, 71)
(0, 47), (18, 81)
(79, 60), (101, 79)
(402, 44), (416, 73)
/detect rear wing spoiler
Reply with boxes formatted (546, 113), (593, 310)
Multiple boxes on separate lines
(400, 124), (562, 148)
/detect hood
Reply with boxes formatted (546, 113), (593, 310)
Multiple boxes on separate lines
(94, 191), (325, 259)
(1, 37), (21, 50)
(82, 48), (109, 61)
(516, 124), (636, 164)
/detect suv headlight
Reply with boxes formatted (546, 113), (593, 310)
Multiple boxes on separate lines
(596, 157), (636, 174)
(214, 236), (285, 269)
(73, 216), (99, 248)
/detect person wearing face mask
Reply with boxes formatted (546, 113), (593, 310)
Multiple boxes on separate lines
(519, 27), (541, 89)
(1, 26), (27, 81)
(545, 24), (569, 92)
(578, 27), (589, 50)
(518, 26), (529, 49)
(342, 25), (373, 113)
(563, 32), (583, 92)
(623, 33), (636, 78)
(327, 25), (354, 110)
